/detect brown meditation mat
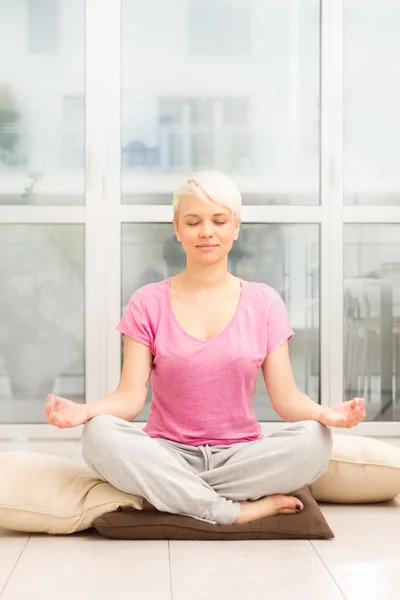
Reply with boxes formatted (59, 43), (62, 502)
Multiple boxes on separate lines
(93, 487), (334, 540)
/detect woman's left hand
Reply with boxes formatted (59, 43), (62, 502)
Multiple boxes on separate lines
(318, 397), (366, 428)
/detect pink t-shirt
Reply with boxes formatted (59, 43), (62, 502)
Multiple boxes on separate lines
(116, 278), (294, 446)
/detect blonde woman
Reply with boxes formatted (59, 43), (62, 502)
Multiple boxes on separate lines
(45, 171), (366, 526)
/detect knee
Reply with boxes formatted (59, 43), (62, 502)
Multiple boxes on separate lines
(300, 420), (333, 479)
(81, 414), (120, 454)
(303, 420), (333, 457)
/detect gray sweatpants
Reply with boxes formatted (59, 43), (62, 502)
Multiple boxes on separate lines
(81, 415), (333, 525)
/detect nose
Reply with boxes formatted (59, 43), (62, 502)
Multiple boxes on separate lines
(199, 220), (214, 238)
(199, 219), (214, 239)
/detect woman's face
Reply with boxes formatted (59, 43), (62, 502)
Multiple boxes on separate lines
(173, 194), (241, 264)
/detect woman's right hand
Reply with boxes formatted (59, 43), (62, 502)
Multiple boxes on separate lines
(45, 394), (89, 428)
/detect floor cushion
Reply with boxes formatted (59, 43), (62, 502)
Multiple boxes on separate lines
(0, 451), (142, 534)
(310, 434), (400, 503)
(93, 486), (334, 540)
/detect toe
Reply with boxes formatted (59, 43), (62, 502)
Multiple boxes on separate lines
(280, 495), (303, 512)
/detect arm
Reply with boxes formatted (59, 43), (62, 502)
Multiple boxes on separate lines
(86, 335), (153, 422)
(261, 342), (321, 422)
(261, 342), (366, 427)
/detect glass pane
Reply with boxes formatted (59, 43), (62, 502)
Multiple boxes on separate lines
(0, 1), (84, 206)
(344, 1), (400, 206)
(344, 225), (400, 420)
(0, 225), (85, 423)
(121, 223), (320, 421)
(122, 0), (320, 205)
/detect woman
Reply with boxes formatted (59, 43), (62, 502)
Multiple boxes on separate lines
(45, 171), (366, 526)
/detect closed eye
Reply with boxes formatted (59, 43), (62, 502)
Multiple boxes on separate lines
(186, 222), (227, 226)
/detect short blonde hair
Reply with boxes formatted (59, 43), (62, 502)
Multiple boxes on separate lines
(173, 171), (242, 223)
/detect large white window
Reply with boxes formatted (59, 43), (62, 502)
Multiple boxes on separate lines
(344, 0), (400, 206)
(28, 0), (59, 54)
(0, 0), (399, 435)
(188, 0), (251, 56)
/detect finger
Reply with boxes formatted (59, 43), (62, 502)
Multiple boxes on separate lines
(44, 402), (54, 417)
(47, 395), (60, 410)
(356, 410), (366, 423)
(357, 406), (366, 418)
(51, 412), (67, 428)
(356, 397), (365, 410)
(353, 405), (365, 419)
(45, 402), (63, 426)
(345, 412), (359, 427)
(346, 414), (358, 427)
(348, 415), (362, 427)
(45, 399), (55, 411)
(44, 407), (52, 423)
(51, 399), (62, 414)
(45, 411), (54, 425)
(45, 411), (57, 426)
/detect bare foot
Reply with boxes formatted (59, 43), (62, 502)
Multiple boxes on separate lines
(234, 494), (303, 525)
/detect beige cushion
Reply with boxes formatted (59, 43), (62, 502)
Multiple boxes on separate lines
(310, 435), (400, 503)
(0, 452), (143, 534)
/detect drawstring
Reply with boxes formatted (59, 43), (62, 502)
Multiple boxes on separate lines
(207, 445), (214, 470)
(199, 444), (213, 471)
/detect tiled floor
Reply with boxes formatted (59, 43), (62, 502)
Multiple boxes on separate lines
(1, 440), (400, 600)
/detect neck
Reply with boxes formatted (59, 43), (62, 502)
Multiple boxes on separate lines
(176, 260), (233, 292)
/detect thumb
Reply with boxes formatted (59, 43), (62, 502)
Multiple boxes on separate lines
(326, 410), (346, 427)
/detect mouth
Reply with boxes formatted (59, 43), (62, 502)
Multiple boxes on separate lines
(196, 244), (219, 248)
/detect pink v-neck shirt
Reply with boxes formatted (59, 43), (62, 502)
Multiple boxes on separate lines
(116, 278), (294, 446)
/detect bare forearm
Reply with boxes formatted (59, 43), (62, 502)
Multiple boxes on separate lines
(275, 390), (323, 423)
(85, 391), (141, 422)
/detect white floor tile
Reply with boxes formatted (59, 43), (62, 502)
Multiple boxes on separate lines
(0, 529), (29, 594)
(312, 500), (400, 600)
(1, 533), (171, 600)
(169, 540), (344, 600)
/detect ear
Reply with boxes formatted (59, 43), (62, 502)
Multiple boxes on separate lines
(172, 219), (181, 243)
(233, 220), (241, 241)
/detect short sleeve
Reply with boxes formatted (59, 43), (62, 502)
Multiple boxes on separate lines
(116, 291), (154, 351)
(266, 292), (295, 355)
